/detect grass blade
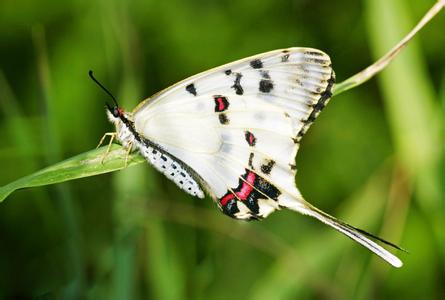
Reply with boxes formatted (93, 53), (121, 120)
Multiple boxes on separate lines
(0, 145), (144, 202)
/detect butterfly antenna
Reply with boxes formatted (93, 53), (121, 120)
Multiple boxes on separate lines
(89, 70), (119, 107)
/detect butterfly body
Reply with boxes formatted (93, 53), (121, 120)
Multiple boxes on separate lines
(103, 48), (403, 267)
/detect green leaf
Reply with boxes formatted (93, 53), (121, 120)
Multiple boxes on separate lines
(0, 144), (145, 202)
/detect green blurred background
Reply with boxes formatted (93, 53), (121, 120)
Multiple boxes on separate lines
(0, 0), (444, 299)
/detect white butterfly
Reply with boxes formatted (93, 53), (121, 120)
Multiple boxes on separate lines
(95, 47), (403, 268)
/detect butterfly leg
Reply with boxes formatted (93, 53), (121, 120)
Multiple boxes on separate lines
(97, 132), (116, 164)
(123, 141), (133, 168)
(97, 132), (116, 149)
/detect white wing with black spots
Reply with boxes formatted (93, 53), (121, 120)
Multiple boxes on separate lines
(133, 47), (335, 143)
(106, 48), (403, 267)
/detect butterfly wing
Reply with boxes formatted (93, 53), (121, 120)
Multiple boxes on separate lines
(134, 47), (334, 143)
(130, 47), (403, 267)
(133, 48), (334, 217)
(135, 94), (301, 218)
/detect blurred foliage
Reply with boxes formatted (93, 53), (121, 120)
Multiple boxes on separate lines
(0, 0), (444, 299)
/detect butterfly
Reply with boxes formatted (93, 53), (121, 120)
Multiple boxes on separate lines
(92, 47), (403, 268)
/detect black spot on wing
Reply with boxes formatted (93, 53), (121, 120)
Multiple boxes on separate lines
(259, 79), (274, 93)
(250, 59), (263, 69)
(248, 153), (254, 168)
(305, 57), (328, 65)
(224, 69), (232, 75)
(260, 160), (275, 175)
(295, 70), (336, 141)
(185, 83), (197, 96)
(308, 73), (335, 118)
(231, 72), (244, 95)
(245, 194), (260, 215)
(255, 176), (281, 201)
(219, 113), (229, 125)
(224, 199), (239, 217)
(304, 50), (324, 57)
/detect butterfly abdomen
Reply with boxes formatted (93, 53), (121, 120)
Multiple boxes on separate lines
(134, 138), (205, 198)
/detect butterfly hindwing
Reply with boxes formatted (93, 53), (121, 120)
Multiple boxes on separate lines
(133, 94), (307, 219)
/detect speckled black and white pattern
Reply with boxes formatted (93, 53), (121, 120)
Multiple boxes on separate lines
(135, 139), (204, 198)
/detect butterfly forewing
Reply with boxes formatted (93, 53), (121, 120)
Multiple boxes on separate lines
(134, 47), (334, 139)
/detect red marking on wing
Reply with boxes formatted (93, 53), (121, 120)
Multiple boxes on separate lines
(249, 134), (255, 145)
(235, 171), (256, 201)
(216, 97), (226, 111)
(245, 131), (257, 146)
(220, 171), (257, 204)
(236, 183), (253, 200)
(220, 192), (235, 205)
(214, 95), (229, 112)
(246, 171), (256, 184)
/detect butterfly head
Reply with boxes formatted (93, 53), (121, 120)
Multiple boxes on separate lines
(106, 102), (125, 121)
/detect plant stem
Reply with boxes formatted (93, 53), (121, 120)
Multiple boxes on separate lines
(333, 0), (445, 96)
